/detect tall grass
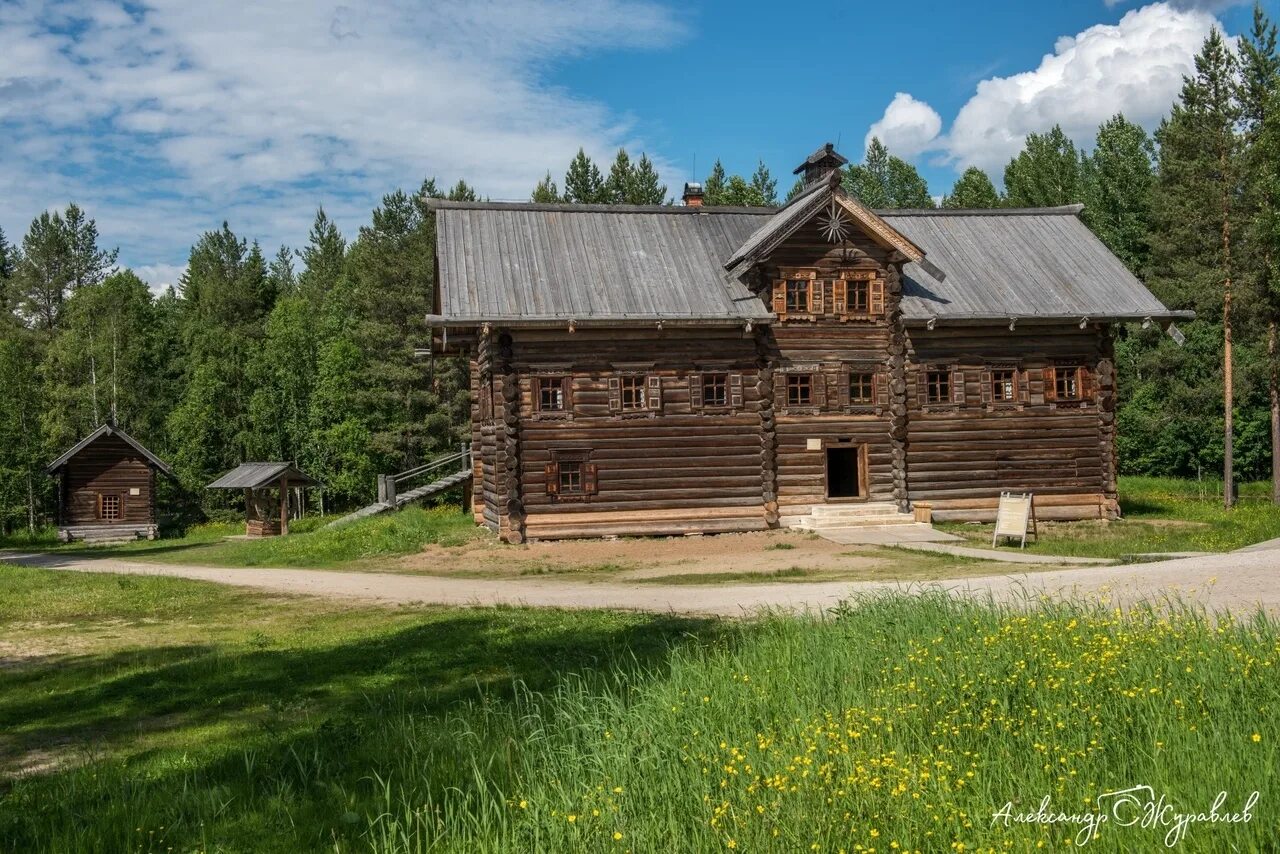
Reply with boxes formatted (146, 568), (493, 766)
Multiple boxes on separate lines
(6, 592), (1275, 852)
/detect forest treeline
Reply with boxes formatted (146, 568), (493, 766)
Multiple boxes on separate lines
(1, 9), (1278, 531)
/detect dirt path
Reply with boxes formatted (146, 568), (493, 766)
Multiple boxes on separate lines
(4, 548), (1280, 616)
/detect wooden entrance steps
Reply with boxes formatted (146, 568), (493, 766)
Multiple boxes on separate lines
(326, 469), (471, 528)
(795, 502), (918, 531)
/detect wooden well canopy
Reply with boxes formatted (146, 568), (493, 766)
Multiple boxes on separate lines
(207, 462), (319, 537)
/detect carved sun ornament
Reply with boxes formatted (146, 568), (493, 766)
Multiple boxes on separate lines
(817, 201), (850, 244)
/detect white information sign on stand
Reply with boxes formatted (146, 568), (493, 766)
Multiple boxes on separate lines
(993, 492), (1037, 549)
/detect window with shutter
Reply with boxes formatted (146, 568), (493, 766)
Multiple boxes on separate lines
(772, 281), (787, 318)
(583, 462), (599, 495)
(813, 373), (827, 409)
(811, 280), (825, 314)
(689, 373), (704, 410)
(875, 371), (889, 407)
(786, 374), (811, 407)
(608, 376), (622, 412)
(729, 372), (744, 407)
(833, 280), (848, 316)
(701, 373), (727, 407)
(869, 278), (885, 315)
(785, 280), (810, 314)
(549, 450), (594, 499)
(646, 375), (662, 410)
(924, 369), (951, 404)
(951, 368), (966, 405)
(849, 279), (870, 314)
(544, 462), (559, 495)
(619, 375), (646, 410)
(849, 371), (875, 403)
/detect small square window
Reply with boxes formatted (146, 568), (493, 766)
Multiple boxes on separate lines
(785, 280), (810, 313)
(992, 369), (1017, 402)
(1055, 365), (1081, 400)
(787, 374), (812, 407)
(703, 373), (728, 407)
(926, 370), (951, 404)
(559, 461), (584, 495)
(620, 375), (646, 410)
(536, 377), (564, 412)
(100, 494), (121, 521)
(849, 372), (875, 403)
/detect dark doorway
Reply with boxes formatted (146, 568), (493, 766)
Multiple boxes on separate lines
(826, 446), (863, 499)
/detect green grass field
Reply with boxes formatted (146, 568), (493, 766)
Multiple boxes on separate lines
(1, 566), (1276, 852)
(945, 477), (1280, 559)
(0, 505), (478, 568)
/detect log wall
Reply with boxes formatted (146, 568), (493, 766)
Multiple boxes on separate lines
(60, 433), (156, 528)
(905, 323), (1112, 521)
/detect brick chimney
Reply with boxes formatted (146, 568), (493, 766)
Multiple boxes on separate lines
(682, 181), (704, 207)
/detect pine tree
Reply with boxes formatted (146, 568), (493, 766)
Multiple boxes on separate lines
(1004, 125), (1083, 207)
(297, 207), (346, 305)
(0, 328), (46, 534)
(531, 172), (562, 203)
(943, 167), (1000, 209)
(845, 139), (932, 208)
(269, 246), (297, 295)
(1081, 115), (1155, 272)
(0, 226), (12, 280)
(750, 160), (778, 206)
(844, 138), (891, 208)
(605, 149), (634, 204)
(447, 180), (478, 202)
(1239, 4), (1280, 501)
(1150, 29), (1242, 506)
(564, 149), (606, 204)
(704, 160), (728, 206)
(720, 175), (766, 207)
(887, 158), (933, 208)
(630, 154), (667, 204)
(14, 205), (116, 331)
(784, 178), (807, 203)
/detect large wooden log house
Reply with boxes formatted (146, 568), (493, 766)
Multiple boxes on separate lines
(427, 144), (1190, 542)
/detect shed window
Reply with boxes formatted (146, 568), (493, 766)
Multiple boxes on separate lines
(1055, 365), (1082, 400)
(703, 373), (728, 407)
(925, 370), (951, 404)
(620, 375), (646, 410)
(787, 374), (812, 407)
(849, 371), (875, 404)
(785, 280), (810, 313)
(534, 376), (566, 412)
(991, 369), (1018, 402)
(100, 494), (122, 521)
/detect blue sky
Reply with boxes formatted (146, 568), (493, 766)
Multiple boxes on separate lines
(0, 0), (1269, 289)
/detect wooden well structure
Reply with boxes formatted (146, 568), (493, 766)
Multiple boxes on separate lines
(207, 462), (318, 537)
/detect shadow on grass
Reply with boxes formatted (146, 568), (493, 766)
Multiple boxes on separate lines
(0, 608), (732, 852)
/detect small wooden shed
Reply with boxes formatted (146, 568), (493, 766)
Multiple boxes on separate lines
(207, 462), (318, 537)
(46, 423), (174, 543)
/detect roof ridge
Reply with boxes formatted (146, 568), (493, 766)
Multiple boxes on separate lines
(882, 204), (1085, 217)
(427, 199), (777, 215)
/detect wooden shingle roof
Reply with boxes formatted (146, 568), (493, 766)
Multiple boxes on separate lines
(207, 463), (319, 490)
(431, 190), (1189, 328)
(46, 423), (174, 476)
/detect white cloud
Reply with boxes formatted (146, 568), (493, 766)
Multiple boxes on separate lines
(0, 0), (685, 274)
(1106, 0), (1245, 9)
(859, 2), (1222, 178)
(133, 263), (187, 295)
(865, 93), (943, 158)
(943, 3), (1220, 172)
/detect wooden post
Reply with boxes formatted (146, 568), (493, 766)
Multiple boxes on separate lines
(279, 475), (289, 536)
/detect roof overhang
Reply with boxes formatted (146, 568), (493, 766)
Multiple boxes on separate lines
(46, 423), (174, 477)
(425, 314), (771, 329)
(902, 310), (1195, 328)
(207, 462), (320, 490)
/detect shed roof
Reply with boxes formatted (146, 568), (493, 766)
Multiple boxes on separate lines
(431, 192), (1187, 327)
(47, 423), (174, 476)
(207, 463), (319, 490)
